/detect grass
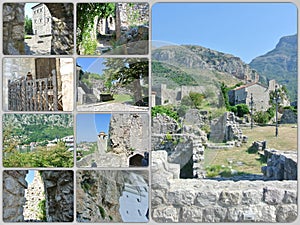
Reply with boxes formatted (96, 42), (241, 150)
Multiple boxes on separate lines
(106, 94), (133, 103)
(204, 124), (297, 176)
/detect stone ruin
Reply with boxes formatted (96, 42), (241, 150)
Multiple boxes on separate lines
(210, 112), (247, 146)
(77, 113), (149, 167)
(262, 149), (297, 180)
(3, 3), (74, 55)
(152, 113), (207, 178)
(3, 170), (74, 222)
(76, 170), (148, 222)
(151, 151), (297, 222)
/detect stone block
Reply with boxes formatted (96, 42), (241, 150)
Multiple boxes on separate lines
(282, 190), (297, 204)
(194, 191), (217, 207)
(263, 187), (284, 205)
(180, 206), (203, 222)
(152, 206), (179, 222)
(167, 189), (196, 206)
(241, 189), (262, 205)
(276, 204), (297, 222)
(218, 190), (242, 207)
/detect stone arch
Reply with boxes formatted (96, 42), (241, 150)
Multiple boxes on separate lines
(129, 153), (144, 167)
(3, 3), (73, 55)
(3, 170), (74, 222)
(44, 3), (74, 55)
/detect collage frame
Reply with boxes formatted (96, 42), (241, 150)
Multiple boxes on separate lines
(0, 0), (299, 224)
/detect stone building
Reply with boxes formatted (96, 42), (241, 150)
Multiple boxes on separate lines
(228, 80), (276, 112)
(152, 84), (208, 106)
(32, 4), (52, 36)
(3, 58), (74, 111)
(3, 3), (73, 55)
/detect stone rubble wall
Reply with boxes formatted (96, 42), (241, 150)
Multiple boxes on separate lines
(76, 170), (124, 222)
(210, 112), (245, 144)
(151, 151), (297, 223)
(3, 3), (26, 55)
(108, 113), (149, 156)
(40, 171), (74, 222)
(3, 170), (28, 222)
(24, 171), (45, 220)
(262, 149), (297, 180)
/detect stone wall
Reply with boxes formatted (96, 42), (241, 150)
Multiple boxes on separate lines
(76, 170), (124, 222)
(262, 149), (297, 180)
(40, 170), (74, 222)
(151, 151), (298, 223)
(32, 4), (52, 36)
(3, 170), (28, 222)
(24, 171), (45, 221)
(210, 112), (245, 144)
(60, 58), (74, 111)
(152, 84), (208, 106)
(3, 3), (26, 54)
(108, 113), (149, 156)
(45, 3), (74, 55)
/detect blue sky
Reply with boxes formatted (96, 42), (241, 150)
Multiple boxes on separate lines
(152, 3), (297, 63)
(76, 114), (111, 143)
(25, 170), (35, 184)
(25, 3), (39, 18)
(77, 58), (106, 75)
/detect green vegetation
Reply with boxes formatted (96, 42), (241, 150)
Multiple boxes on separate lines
(98, 205), (106, 219)
(103, 58), (148, 103)
(37, 199), (46, 221)
(77, 3), (115, 54)
(76, 142), (97, 161)
(151, 105), (179, 121)
(3, 142), (74, 168)
(24, 15), (33, 35)
(152, 61), (198, 88)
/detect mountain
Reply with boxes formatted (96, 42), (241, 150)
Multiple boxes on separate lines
(153, 45), (259, 83)
(250, 34), (297, 101)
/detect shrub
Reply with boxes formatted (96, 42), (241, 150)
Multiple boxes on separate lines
(37, 199), (46, 221)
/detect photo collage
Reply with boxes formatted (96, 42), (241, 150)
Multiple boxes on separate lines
(1, 1), (299, 224)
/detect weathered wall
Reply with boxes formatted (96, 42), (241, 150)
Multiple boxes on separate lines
(3, 170), (28, 222)
(40, 170), (74, 222)
(151, 151), (298, 223)
(76, 170), (124, 222)
(108, 113), (149, 156)
(24, 171), (45, 221)
(45, 3), (74, 55)
(262, 149), (297, 180)
(3, 3), (73, 55)
(210, 112), (244, 143)
(60, 58), (74, 111)
(3, 3), (26, 54)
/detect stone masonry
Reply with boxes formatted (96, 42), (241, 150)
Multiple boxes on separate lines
(24, 171), (45, 221)
(40, 171), (74, 222)
(151, 151), (298, 222)
(262, 149), (297, 180)
(210, 112), (245, 144)
(3, 170), (28, 222)
(108, 113), (149, 156)
(3, 3), (26, 54)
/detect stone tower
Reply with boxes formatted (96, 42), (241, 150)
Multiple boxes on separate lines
(24, 171), (45, 221)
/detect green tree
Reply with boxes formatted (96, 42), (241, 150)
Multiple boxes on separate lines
(24, 15), (33, 35)
(103, 58), (148, 103)
(236, 104), (249, 117)
(189, 92), (205, 109)
(77, 3), (115, 54)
